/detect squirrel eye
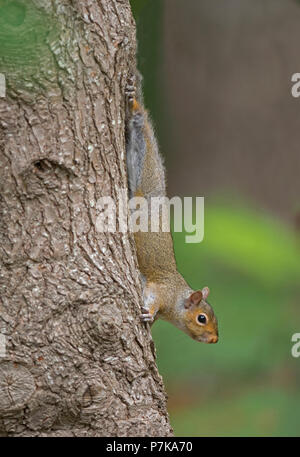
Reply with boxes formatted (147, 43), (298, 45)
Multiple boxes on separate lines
(197, 314), (207, 325)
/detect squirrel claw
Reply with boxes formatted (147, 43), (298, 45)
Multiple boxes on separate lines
(140, 309), (154, 323)
(126, 88), (136, 104)
(125, 76), (136, 105)
(126, 84), (135, 93)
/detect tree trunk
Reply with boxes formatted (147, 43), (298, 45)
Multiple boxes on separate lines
(0, 0), (172, 437)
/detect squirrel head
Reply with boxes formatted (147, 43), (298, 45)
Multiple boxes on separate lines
(182, 287), (218, 343)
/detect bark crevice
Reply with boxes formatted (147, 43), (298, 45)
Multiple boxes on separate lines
(0, 0), (172, 437)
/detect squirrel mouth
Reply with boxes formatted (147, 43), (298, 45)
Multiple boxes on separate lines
(207, 335), (218, 344)
(195, 334), (218, 344)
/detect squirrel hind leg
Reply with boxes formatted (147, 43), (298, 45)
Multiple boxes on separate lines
(125, 73), (144, 114)
(125, 77), (136, 107)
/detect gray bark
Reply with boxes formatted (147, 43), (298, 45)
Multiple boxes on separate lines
(0, 0), (171, 436)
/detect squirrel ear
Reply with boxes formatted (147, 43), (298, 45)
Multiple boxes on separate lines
(184, 290), (203, 309)
(202, 286), (210, 300)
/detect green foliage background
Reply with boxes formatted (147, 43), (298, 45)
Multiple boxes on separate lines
(131, 0), (300, 437)
(154, 203), (300, 436)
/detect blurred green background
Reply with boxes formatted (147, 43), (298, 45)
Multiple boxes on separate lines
(131, 0), (300, 436)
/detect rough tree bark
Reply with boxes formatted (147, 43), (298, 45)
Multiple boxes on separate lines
(0, 0), (172, 436)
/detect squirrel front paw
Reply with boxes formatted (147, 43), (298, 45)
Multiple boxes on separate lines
(140, 306), (154, 323)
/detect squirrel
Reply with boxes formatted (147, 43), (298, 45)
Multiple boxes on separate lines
(125, 74), (218, 344)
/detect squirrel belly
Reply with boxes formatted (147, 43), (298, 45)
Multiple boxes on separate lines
(125, 77), (219, 344)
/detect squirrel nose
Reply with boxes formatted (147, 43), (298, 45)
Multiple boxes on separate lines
(208, 335), (218, 344)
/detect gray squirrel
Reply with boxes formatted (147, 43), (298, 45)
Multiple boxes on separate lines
(125, 76), (218, 343)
